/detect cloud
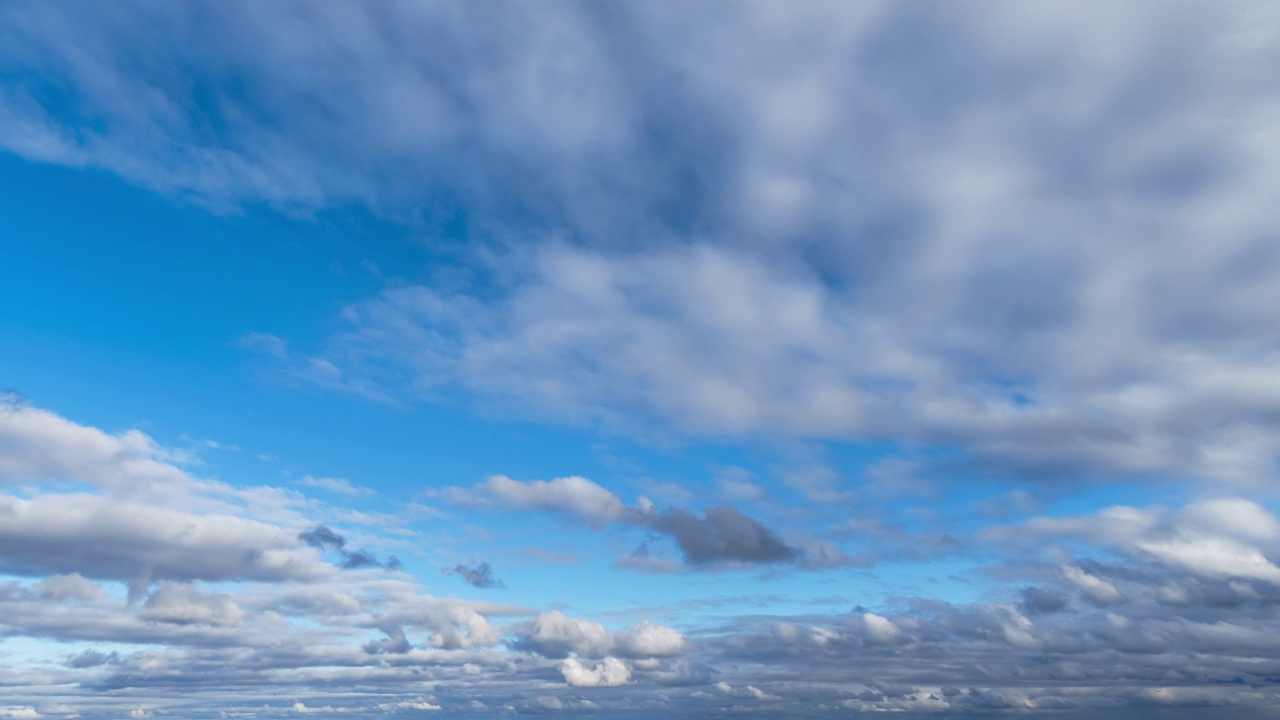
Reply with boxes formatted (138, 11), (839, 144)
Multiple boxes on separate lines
(1020, 587), (1069, 615)
(140, 582), (245, 626)
(447, 474), (833, 570)
(377, 699), (440, 712)
(0, 402), (192, 493)
(298, 525), (402, 571)
(617, 622), (687, 658)
(448, 475), (624, 527)
(65, 650), (119, 669)
(629, 504), (798, 566)
(35, 573), (102, 602)
(999, 498), (1280, 586)
(744, 685), (779, 701)
(362, 625), (411, 655)
(513, 611), (614, 659)
(513, 612), (687, 661)
(8, 0), (1277, 490)
(339, 549), (401, 571)
(298, 525), (346, 552)
(4, 3), (1280, 718)
(1137, 536), (1280, 584)
(1061, 565), (1126, 606)
(560, 657), (631, 688)
(0, 493), (330, 584)
(859, 613), (903, 646)
(56, 0), (1258, 490)
(445, 561), (505, 589)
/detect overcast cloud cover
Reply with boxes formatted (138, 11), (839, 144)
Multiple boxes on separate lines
(2, 1), (1280, 718)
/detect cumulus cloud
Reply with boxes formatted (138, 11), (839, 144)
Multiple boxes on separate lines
(513, 612), (687, 661)
(560, 657), (631, 688)
(617, 622), (688, 658)
(513, 611), (615, 659)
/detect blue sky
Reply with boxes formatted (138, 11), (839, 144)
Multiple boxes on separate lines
(3, 1), (1280, 718)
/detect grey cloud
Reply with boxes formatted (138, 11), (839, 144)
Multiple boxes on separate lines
(35, 573), (103, 602)
(644, 658), (716, 687)
(1020, 586), (1069, 615)
(362, 625), (411, 655)
(66, 649), (120, 669)
(140, 582), (245, 627)
(299, 524), (402, 571)
(446, 561), (506, 589)
(511, 611), (614, 659)
(299, 525), (346, 552)
(340, 549), (402, 571)
(628, 505), (798, 566)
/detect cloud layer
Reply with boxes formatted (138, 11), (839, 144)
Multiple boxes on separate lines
(3, 1), (1280, 718)
(16, 0), (1260, 487)
(1, 402), (1280, 718)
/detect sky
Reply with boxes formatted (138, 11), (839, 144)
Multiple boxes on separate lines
(2, 1), (1280, 718)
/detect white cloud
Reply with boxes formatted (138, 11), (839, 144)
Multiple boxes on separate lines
(618, 622), (687, 657)
(745, 685), (779, 702)
(0, 403), (191, 493)
(1061, 566), (1125, 605)
(377, 699), (441, 712)
(1136, 537), (1280, 583)
(517, 611), (614, 658)
(861, 613), (903, 645)
(560, 657), (631, 688)
(451, 475), (623, 527)
(1009, 498), (1280, 585)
